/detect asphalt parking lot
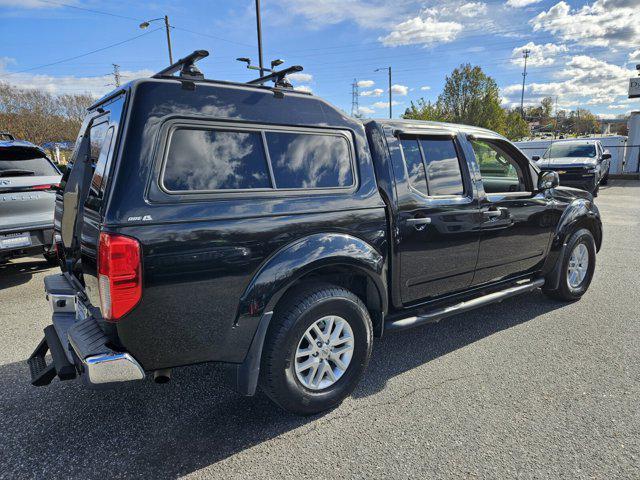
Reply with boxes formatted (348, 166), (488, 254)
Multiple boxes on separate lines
(1, 180), (638, 479)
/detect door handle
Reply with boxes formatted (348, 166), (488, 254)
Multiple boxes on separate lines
(406, 217), (432, 225)
(482, 210), (502, 218)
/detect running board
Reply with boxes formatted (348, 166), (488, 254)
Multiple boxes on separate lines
(385, 278), (545, 332)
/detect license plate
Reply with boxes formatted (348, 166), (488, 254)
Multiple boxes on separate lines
(0, 232), (32, 249)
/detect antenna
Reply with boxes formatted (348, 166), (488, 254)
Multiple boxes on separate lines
(351, 79), (359, 116)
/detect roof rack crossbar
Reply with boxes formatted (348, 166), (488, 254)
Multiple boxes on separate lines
(153, 50), (209, 79)
(247, 65), (303, 87)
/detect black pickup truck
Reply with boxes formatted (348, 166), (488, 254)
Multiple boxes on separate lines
(28, 52), (602, 415)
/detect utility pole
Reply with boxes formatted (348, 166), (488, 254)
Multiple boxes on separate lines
(375, 66), (392, 118)
(351, 79), (360, 117)
(520, 49), (530, 117)
(111, 64), (121, 87)
(554, 96), (558, 139)
(255, 0), (265, 76)
(164, 15), (173, 64)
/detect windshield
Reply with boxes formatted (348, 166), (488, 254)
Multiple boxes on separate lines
(0, 158), (59, 176)
(545, 143), (596, 159)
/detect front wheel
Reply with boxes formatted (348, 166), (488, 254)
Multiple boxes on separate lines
(543, 228), (596, 301)
(260, 284), (373, 415)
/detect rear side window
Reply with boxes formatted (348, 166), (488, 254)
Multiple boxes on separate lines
(399, 136), (465, 197)
(399, 138), (429, 196)
(419, 138), (464, 196)
(265, 132), (353, 189)
(163, 129), (271, 191)
(90, 127), (114, 197)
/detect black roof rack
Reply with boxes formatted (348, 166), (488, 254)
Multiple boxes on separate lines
(150, 49), (305, 91)
(153, 50), (209, 80)
(247, 65), (303, 88)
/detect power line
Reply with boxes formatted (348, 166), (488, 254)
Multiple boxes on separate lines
(0, 28), (163, 77)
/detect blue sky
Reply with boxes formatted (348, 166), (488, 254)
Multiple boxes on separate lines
(0, 0), (638, 119)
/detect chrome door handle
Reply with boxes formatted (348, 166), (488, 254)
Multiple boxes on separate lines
(482, 210), (502, 218)
(406, 217), (432, 225)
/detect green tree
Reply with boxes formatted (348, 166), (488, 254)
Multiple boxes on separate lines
(504, 110), (530, 140)
(404, 64), (506, 134)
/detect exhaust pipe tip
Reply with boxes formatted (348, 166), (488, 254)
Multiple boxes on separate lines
(153, 368), (172, 384)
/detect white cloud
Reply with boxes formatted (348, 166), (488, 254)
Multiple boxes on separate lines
(506, 0), (542, 7)
(391, 84), (409, 95)
(608, 104), (629, 110)
(357, 106), (375, 115)
(293, 85), (313, 93)
(511, 42), (568, 67)
(420, 85), (431, 91)
(630, 49), (640, 62)
(0, 0), (68, 7)
(503, 55), (636, 111)
(531, 0), (640, 48)
(357, 79), (375, 88)
(380, 15), (463, 47)
(459, 2), (487, 17)
(372, 100), (401, 109)
(274, 0), (399, 29)
(287, 72), (313, 83)
(361, 88), (384, 97)
(501, 84), (523, 95)
(0, 69), (153, 97)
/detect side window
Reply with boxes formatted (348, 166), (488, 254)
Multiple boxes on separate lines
(90, 127), (114, 197)
(399, 138), (429, 196)
(419, 138), (465, 196)
(89, 121), (109, 166)
(163, 128), (271, 191)
(471, 140), (525, 194)
(265, 131), (353, 189)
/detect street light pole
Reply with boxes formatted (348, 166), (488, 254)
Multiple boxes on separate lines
(139, 15), (173, 64)
(255, 0), (265, 76)
(164, 15), (173, 64)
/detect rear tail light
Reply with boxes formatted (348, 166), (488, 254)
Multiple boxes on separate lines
(31, 183), (60, 191)
(98, 232), (142, 321)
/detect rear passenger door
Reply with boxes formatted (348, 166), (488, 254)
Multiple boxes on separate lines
(393, 134), (481, 305)
(470, 138), (554, 286)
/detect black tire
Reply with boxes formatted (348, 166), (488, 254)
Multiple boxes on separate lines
(260, 283), (373, 415)
(592, 184), (599, 197)
(543, 228), (596, 301)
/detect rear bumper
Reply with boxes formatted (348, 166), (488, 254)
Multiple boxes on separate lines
(27, 273), (145, 387)
(0, 225), (53, 257)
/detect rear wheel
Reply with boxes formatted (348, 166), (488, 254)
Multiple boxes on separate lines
(543, 228), (596, 301)
(260, 284), (373, 415)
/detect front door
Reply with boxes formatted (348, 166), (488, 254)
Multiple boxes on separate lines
(469, 138), (555, 286)
(392, 134), (481, 305)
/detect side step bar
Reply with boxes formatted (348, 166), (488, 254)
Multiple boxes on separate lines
(385, 278), (545, 332)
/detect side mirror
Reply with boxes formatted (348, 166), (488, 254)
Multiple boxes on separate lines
(601, 152), (611, 160)
(538, 171), (559, 191)
(532, 155), (540, 161)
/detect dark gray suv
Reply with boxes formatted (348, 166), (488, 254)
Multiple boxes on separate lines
(0, 137), (61, 264)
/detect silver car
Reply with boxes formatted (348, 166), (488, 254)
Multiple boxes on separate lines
(0, 137), (61, 264)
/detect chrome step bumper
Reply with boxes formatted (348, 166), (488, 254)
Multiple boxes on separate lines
(28, 273), (145, 387)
